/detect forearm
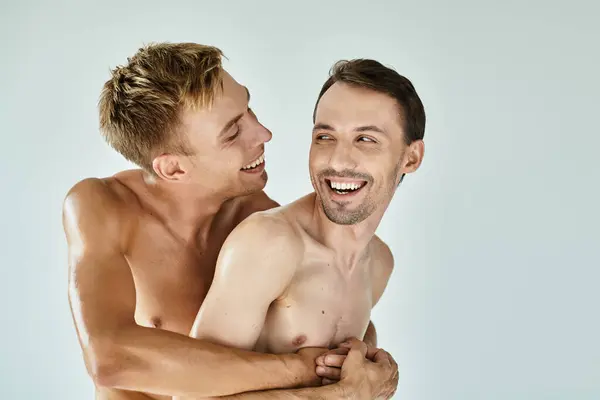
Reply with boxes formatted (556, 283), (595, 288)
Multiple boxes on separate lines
(210, 382), (348, 400)
(93, 325), (309, 398)
(363, 320), (377, 347)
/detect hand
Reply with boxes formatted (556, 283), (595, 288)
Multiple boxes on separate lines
(338, 338), (399, 400)
(296, 347), (330, 387)
(315, 346), (350, 385)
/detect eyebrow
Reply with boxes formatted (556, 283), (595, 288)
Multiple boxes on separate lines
(218, 87), (251, 139)
(312, 123), (387, 135)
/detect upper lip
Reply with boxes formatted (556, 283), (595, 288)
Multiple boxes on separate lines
(242, 152), (264, 167)
(324, 176), (367, 183)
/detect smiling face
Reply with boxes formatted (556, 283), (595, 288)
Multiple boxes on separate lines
(310, 82), (420, 225)
(154, 70), (272, 198)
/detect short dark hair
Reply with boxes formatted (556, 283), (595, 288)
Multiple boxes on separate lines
(313, 59), (426, 145)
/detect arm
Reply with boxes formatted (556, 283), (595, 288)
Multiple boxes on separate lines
(199, 233), (394, 400)
(207, 383), (347, 400)
(178, 214), (334, 399)
(188, 213), (300, 350)
(64, 179), (313, 398)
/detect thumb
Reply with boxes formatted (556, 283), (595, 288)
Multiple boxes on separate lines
(343, 338), (368, 366)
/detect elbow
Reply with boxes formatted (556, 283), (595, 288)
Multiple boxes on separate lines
(84, 335), (134, 388)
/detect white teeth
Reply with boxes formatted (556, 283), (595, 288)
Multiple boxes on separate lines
(242, 154), (265, 170)
(328, 181), (363, 191)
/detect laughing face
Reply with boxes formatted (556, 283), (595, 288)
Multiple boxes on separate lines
(309, 82), (412, 225)
(176, 70), (272, 198)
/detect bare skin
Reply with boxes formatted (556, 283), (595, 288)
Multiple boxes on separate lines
(64, 173), (308, 400)
(188, 193), (394, 352)
(179, 195), (394, 400)
(180, 80), (425, 400)
(65, 68), (399, 400)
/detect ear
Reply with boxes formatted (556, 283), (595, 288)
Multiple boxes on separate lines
(152, 154), (188, 182)
(401, 140), (425, 174)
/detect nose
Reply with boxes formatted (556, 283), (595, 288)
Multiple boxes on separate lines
(248, 119), (272, 148)
(327, 141), (358, 171)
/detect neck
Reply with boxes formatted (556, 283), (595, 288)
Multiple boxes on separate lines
(143, 172), (230, 245)
(310, 193), (387, 270)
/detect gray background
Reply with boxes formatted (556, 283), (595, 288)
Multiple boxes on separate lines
(1, 0), (598, 399)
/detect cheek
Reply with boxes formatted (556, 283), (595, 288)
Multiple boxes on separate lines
(309, 147), (329, 168)
(199, 152), (241, 178)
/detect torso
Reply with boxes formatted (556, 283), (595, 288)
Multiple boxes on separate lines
(94, 175), (384, 400)
(254, 196), (378, 354)
(97, 170), (272, 400)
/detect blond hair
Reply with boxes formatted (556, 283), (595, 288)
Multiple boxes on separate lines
(98, 42), (224, 172)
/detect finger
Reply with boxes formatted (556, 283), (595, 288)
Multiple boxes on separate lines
(323, 354), (346, 368)
(372, 348), (392, 366)
(337, 336), (360, 349)
(344, 338), (368, 365)
(328, 347), (350, 355)
(365, 345), (380, 360)
(316, 347), (349, 366)
(316, 365), (342, 380)
(322, 378), (337, 385)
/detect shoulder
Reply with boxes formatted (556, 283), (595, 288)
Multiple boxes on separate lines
(368, 235), (395, 305)
(370, 235), (395, 272)
(62, 177), (137, 252)
(63, 176), (136, 221)
(233, 190), (280, 224)
(220, 209), (303, 270)
(227, 209), (301, 251)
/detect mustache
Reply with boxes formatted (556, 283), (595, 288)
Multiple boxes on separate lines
(317, 168), (373, 182)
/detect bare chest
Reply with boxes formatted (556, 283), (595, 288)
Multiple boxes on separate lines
(126, 224), (227, 335)
(256, 260), (373, 354)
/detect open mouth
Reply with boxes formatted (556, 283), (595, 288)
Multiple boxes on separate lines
(241, 154), (265, 172)
(325, 179), (367, 195)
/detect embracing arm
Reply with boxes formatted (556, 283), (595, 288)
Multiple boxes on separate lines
(207, 384), (346, 400)
(64, 179), (312, 398)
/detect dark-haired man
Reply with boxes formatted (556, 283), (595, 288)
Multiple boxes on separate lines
(182, 59), (426, 399)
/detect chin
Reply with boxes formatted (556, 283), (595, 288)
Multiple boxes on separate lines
(320, 202), (368, 225)
(238, 174), (268, 195)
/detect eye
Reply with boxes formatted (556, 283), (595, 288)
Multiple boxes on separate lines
(357, 136), (376, 143)
(228, 125), (241, 141)
(316, 134), (332, 141)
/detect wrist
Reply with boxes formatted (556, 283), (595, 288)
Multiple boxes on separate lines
(281, 353), (317, 388)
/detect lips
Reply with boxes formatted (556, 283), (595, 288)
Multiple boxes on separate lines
(324, 178), (368, 197)
(241, 153), (265, 170)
